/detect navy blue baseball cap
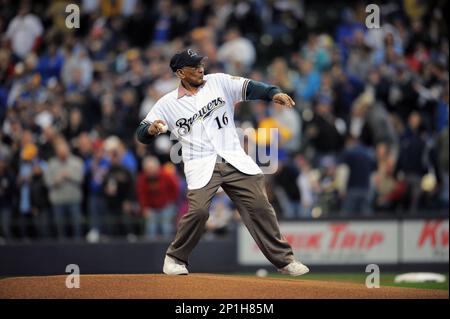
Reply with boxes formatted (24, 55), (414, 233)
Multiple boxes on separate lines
(170, 49), (206, 72)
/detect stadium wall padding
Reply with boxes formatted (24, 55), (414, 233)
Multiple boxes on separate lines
(0, 238), (238, 276)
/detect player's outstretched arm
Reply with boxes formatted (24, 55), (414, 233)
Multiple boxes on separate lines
(245, 80), (295, 107)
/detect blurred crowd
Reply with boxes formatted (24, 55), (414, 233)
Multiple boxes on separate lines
(0, 0), (448, 243)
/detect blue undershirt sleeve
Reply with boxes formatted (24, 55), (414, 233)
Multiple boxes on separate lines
(244, 80), (282, 101)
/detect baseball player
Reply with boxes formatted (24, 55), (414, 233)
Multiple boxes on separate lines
(136, 49), (309, 276)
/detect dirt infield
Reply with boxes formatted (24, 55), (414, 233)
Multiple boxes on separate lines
(0, 274), (447, 299)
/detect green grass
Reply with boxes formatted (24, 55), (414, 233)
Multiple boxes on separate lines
(232, 272), (449, 291)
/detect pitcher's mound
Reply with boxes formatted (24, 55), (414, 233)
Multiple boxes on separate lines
(0, 274), (447, 299)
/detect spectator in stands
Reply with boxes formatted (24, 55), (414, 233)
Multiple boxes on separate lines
(104, 135), (138, 174)
(102, 147), (135, 238)
(224, 0), (263, 40)
(371, 28), (404, 67)
(217, 27), (256, 74)
(301, 33), (332, 72)
(388, 63), (419, 123)
(62, 46), (93, 92)
(272, 159), (301, 220)
(370, 142), (406, 213)
(346, 30), (372, 80)
(151, 0), (174, 44)
(117, 88), (140, 144)
(29, 159), (50, 239)
(62, 108), (86, 144)
(351, 90), (398, 150)
(139, 85), (161, 120)
(272, 99), (301, 154)
(17, 142), (45, 240)
(335, 8), (365, 63)
(36, 42), (64, 85)
(295, 154), (319, 218)
(37, 125), (57, 161)
(303, 95), (345, 160)
(136, 156), (179, 240)
(124, 1), (154, 47)
(396, 112), (429, 214)
(84, 139), (109, 242)
(267, 57), (296, 96)
(340, 135), (376, 216)
(293, 58), (321, 105)
(100, 93), (122, 138)
(331, 64), (364, 120)
(315, 156), (343, 216)
(44, 138), (84, 240)
(5, 2), (43, 60)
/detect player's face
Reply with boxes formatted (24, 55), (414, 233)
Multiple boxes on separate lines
(179, 63), (205, 87)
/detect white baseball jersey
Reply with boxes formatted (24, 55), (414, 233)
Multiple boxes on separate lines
(143, 73), (262, 190)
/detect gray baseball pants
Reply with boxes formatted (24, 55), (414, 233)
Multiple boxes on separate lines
(166, 161), (295, 269)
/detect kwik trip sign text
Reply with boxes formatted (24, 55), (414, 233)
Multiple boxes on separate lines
(238, 220), (449, 265)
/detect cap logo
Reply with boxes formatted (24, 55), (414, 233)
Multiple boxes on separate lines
(187, 49), (197, 57)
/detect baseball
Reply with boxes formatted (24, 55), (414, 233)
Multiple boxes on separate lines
(157, 122), (168, 133)
(256, 268), (268, 277)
